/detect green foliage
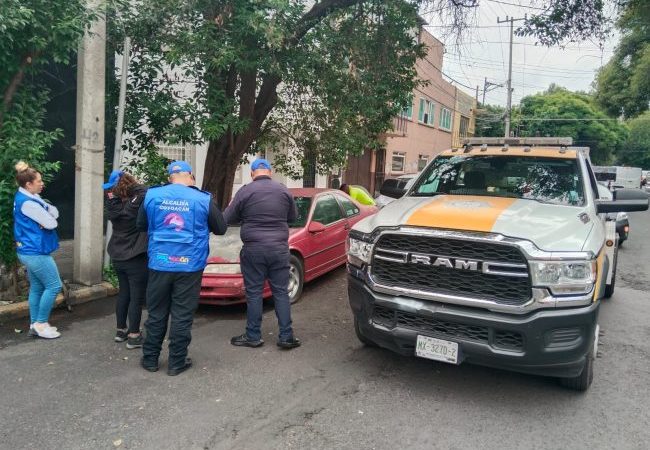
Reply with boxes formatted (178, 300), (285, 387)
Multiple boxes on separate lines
(516, 86), (628, 164)
(475, 104), (506, 138)
(128, 145), (170, 187)
(103, 263), (119, 288)
(618, 112), (650, 168)
(0, 88), (62, 267)
(595, 0), (650, 118)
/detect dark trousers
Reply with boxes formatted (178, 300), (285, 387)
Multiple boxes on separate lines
(142, 269), (202, 370)
(240, 246), (293, 341)
(113, 254), (148, 334)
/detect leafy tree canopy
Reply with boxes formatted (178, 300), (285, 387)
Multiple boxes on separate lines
(516, 85), (627, 164)
(618, 112), (650, 168)
(595, 0), (650, 118)
(474, 104), (505, 138)
(116, 0), (616, 206)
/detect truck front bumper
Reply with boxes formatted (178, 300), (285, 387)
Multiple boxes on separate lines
(348, 274), (599, 378)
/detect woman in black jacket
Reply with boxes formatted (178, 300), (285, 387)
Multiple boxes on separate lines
(104, 171), (148, 348)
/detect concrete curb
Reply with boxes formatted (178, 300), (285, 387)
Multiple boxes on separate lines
(0, 282), (118, 322)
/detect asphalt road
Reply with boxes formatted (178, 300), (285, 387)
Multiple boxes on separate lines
(1, 211), (649, 450)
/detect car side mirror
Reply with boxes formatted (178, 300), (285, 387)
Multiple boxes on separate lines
(308, 221), (326, 233)
(380, 179), (407, 199)
(596, 188), (649, 213)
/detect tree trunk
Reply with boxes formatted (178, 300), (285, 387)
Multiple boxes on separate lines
(202, 132), (253, 208)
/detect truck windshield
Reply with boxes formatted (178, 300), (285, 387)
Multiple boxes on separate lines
(410, 155), (585, 206)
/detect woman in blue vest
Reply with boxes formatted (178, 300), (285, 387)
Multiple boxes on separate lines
(13, 161), (63, 339)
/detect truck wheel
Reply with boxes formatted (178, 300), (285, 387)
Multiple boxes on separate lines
(560, 351), (594, 391)
(288, 255), (304, 304)
(354, 316), (378, 347)
(559, 327), (597, 391)
(604, 248), (618, 299)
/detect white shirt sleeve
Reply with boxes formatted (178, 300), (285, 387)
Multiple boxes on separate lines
(21, 201), (58, 230)
(46, 204), (59, 219)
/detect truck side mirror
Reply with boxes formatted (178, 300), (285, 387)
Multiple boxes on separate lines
(596, 188), (649, 213)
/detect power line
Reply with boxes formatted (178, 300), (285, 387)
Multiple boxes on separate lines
(485, 0), (547, 11)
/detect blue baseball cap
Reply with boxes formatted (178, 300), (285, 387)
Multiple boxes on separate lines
(167, 160), (192, 174)
(251, 158), (271, 171)
(102, 170), (123, 190)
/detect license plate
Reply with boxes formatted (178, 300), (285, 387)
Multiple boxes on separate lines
(415, 335), (459, 364)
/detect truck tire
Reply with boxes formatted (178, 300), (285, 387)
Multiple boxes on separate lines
(354, 316), (378, 347)
(559, 347), (594, 391)
(604, 248), (618, 299)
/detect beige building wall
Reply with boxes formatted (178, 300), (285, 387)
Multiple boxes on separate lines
(452, 87), (477, 148)
(384, 29), (456, 177)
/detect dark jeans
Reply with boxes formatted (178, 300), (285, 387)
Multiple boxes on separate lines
(142, 269), (202, 370)
(240, 246), (293, 341)
(113, 254), (148, 334)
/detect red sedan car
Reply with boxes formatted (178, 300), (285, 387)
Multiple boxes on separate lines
(200, 188), (378, 305)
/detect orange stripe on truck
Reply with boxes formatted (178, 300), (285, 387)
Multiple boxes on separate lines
(406, 195), (517, 232)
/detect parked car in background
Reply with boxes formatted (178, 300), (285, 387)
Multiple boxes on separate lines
(375, 173), (420, 208)
(200, 188), (378, 305)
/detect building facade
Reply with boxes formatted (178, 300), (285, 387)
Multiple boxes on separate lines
(451, 87), (477, 148)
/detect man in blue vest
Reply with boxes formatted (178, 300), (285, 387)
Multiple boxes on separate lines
(137, 161), (227, 376)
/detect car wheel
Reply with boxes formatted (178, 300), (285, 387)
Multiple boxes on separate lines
(354, 316), (378, 347)
(618, 234), (625, 247)
(604, 248), (617, 299)
(288, 254), (304, 304)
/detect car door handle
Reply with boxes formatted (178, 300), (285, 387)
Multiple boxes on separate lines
(344, 223), (351, 230)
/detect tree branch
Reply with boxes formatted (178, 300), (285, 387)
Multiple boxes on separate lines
(290, 0), (363, 45)
(0, 52), (40, 129)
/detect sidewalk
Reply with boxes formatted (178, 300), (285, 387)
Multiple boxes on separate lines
(0, 239), (117, 322)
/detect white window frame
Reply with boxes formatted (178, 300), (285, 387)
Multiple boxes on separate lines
(417, 154), (429, 172)
(418, 97), (435, 126)
(400, 96), (413, 120)
(391, 152), (406, 173)
(156, 142), (196, 167)
(439, 107), (453, 131)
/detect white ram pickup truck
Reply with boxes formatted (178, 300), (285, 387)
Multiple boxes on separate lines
(346, 137), (648, 391)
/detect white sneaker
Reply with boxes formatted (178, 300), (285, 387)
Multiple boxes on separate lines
(33, 323), (61, 339)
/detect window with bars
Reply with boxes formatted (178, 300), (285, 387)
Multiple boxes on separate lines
(439, 107), (453, 131)
(418, 98), (435, 126)
(156, 142), (196, 167)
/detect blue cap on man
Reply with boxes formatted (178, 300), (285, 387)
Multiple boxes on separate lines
(251, 158), (272, 171)
(167, 160), (193, 174)
(102, 170), (124, 190)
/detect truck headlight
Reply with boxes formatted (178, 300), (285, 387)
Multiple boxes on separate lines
(346, 235), (374, 267)
(530, 260), (596, 295)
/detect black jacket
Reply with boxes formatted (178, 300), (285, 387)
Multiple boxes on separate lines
(106, 184), (148, 261)
(223, 176), (297, 249)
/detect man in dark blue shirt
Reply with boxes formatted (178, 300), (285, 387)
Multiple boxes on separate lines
(225, 158), (301, 349)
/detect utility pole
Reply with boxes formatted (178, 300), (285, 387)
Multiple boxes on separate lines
(74, 0), (106, 285)
(482, 77), (503, 106)
(497, 15), (526, 138)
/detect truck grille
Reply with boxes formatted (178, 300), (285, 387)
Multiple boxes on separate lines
(373, 305), (524, 351)
(371, 233), (532, 305)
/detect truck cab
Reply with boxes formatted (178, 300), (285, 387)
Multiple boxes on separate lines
(346, 137), (648, 390)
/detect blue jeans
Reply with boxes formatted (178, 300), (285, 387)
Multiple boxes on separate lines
(18, 254), (63, 324)
(240, 246), (293, 341)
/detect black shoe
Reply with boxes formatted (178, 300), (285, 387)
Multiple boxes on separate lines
(115, 329), (128, 342)
(167, 358), (192, 376)
(140, 357), (159, 372)
(126, 334), (144, 349)
(277, 337), (301, 349)
(230, 333), (264, 348)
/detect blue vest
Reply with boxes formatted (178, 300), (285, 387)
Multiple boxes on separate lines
(144, 183), (211, 272)
(13, 191), (59, 256)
